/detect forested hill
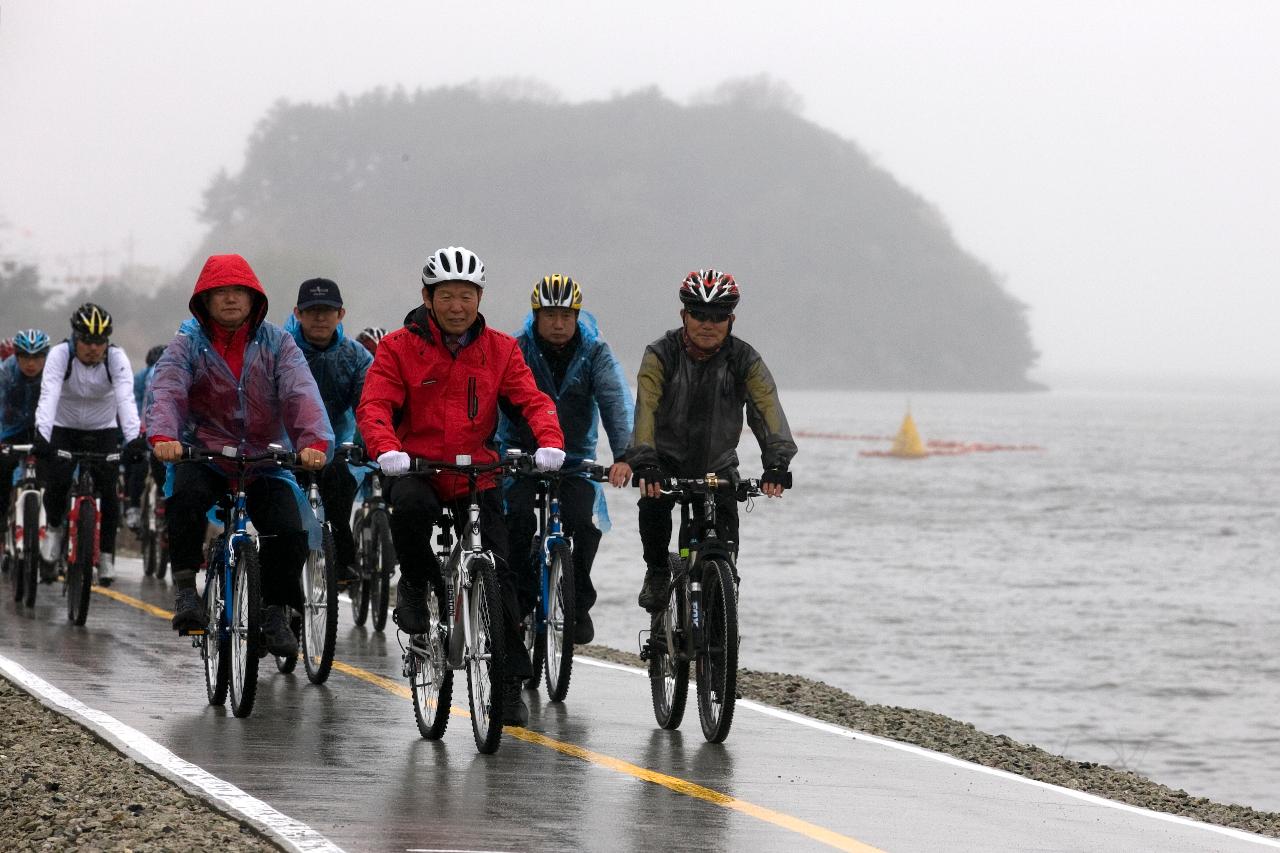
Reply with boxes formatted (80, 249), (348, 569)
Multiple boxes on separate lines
(178, 80), (1039, 389)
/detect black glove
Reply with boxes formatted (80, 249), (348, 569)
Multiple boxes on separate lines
(762, 468), (792, 489)
(631, 466), (665, 488)
(125, 435), (149, 463)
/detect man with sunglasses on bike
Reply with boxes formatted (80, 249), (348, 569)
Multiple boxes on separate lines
(357, 246), (565, 726)
(496, 275), (633, 645)
(630, 270), (797, 612)
(1, 329), (52, 568)
(285, 277), (373, 590)
(147, 254), (331, 653)
(35, 305), (143, 588)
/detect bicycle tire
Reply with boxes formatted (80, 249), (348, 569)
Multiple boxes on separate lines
(544, 541), (575, 703)
(302, 526), (338, 684)
(229, 539), (262, 718)
(203, 559), (230, 705)
(410, 583), (454, 740)
(649, 552), (689, 730)
(156, 528), (169, 581)
(141, 486), (156, 577)
(370, 512), (394, 632)
(466, 556), (506, 754)
(66, 501), (94, 625)
(22, 492), (40, 607)
(696, 557), (739, 743)
(349, 515), (370, 626)
(522, 608), (542, 691)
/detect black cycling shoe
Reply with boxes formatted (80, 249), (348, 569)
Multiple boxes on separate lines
(392, 577), (430, 634)
(502, 677), (529, 727)
(636, 568), (668, 612)
(573, 611), (595, 645)
(171, 587), (207, 634)
(262, 605), (298, 658)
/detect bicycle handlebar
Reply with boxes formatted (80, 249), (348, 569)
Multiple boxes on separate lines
(55, 448), (122, 463)
(407, 455), (512, 476)
(177, 445), (300, 466)
(638, 474), (765, 501)
(506, 451), (606, 482)
(0, 443), (36, 456)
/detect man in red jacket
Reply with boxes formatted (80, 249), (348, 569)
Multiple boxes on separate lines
(357, 246), (565, 726)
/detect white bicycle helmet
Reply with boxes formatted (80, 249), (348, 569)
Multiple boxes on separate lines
(421, 246), (486, 290)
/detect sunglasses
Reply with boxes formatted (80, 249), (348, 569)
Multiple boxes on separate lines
(687, 309), (730, 324)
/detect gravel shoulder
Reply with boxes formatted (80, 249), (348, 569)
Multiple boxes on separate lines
(4, 645), (1279, 849)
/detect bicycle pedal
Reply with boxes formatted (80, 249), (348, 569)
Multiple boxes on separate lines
(180, 627), (206, 637)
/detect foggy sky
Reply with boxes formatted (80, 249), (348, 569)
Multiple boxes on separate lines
(1, 1), (1277, 386)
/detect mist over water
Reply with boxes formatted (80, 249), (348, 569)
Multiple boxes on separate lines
(589, 389), (1280, 811)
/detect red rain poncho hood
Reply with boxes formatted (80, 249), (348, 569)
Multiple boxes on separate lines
(189, 254), (269, 333)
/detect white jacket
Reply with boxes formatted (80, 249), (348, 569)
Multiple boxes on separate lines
(36, 341), (140, 442)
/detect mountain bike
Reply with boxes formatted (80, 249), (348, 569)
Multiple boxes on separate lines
(401, 455), (511, 754)
(274, 462), (338, 684)
(2, 443), (44, 608)
(639, 473), (766, 743)
(139, 455), (168, 580)
(509, 452), (605, 702)
(178, 444), (296, 718)
(50, 448), (122, 625)
(342, 445), (395, 631)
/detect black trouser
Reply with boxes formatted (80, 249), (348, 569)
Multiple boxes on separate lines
(0, 428), (40, 530)
(388, 476), (531, 679)
(167, 464), (307, 609)
(318, 462), (358, 570)
(505, 476), (602, 617)
(638, 491), (738, 571)
(44, 427), (121, 555)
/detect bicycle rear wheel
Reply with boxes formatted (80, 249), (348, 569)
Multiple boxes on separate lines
(203, 559), (230, 706)
(141, 486), (156, 578)
(544, 541), (575, 703)
(21, 493), (40, 607)
(696, 557), (739, 743)
(410, 584), (453, 739)
(466, 557), (506, 754)
(349, 515), (370, 626)
(369, 512), (394, 632)
(229, 540), (262, 718)
(66, 502), (94, 625)
(522, 606), (542, 691)
(649, 553), (689, 730)
(302, 526), (338, 684)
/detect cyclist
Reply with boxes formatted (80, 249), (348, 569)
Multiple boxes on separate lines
(125, 344), (167, 531)
(285, 277), (372, 588)
(629, 270), (797, 611)
(35, 305), (142, 588)
(496, 275), (633, 645)
(147, 254), (331, 654)
(356, 327), (386, 356)
(1, 329), (52, 561)
(357, 245), (566, 726)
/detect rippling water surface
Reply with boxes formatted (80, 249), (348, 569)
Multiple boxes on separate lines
(589, 389), (1280, 811)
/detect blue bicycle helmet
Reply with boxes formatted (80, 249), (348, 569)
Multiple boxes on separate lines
(14, 328), (51, 356)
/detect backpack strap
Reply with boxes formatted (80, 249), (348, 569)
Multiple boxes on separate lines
(62, 340), (118, 385)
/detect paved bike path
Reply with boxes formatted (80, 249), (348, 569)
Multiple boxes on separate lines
(1, 556), (1275, 853)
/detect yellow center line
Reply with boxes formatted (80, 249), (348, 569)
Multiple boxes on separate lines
(95, 585), (883, 853)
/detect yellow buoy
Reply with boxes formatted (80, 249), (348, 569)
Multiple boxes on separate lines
(889, 412), (929, 458)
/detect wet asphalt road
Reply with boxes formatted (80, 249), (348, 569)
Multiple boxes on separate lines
(1, 555), (1275, 853)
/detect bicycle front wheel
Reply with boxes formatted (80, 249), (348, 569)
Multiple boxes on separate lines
(544, 541), (575, 703)
(141, 485), (156, 578)
(369, 512), (394, 632)
(203, 561), (230, 706)
(229, 540), (262, 718)
(410, 583), (453, 739)
(466, 557), (506, 754)
(650, 553), (689, 730)
(349, 516), (370, 626)
(66, 502), (94, 625)
(302, 526), (338, 684)
(696, 557), (739, 743)
(21, 492), (40, 607)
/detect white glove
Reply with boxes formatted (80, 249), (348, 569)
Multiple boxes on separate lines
(377, 450), (411, 476)
(534, 447), (566, 472)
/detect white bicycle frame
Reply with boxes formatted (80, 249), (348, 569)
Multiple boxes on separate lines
(7, 449), (45, 558)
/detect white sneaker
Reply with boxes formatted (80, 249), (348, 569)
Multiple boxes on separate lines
(40, 526), (63, 563)
(125, 507), (142, 531)
(97, 552), (115, 586)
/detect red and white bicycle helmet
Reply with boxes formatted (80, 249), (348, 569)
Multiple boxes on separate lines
(679, 269), (739, 315)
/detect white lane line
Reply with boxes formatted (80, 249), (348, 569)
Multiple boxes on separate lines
(0, 653), (345, 853)
(575, 656), (1280, 849)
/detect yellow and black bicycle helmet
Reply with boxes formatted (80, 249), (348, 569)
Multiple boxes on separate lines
(70, 303), (113, 341)
(530, 274), (583, 311)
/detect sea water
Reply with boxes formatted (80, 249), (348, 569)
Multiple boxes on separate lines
(590, 389), (1280, 811)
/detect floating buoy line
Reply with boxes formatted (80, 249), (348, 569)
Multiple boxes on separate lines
(794, 415), (1045, 458)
